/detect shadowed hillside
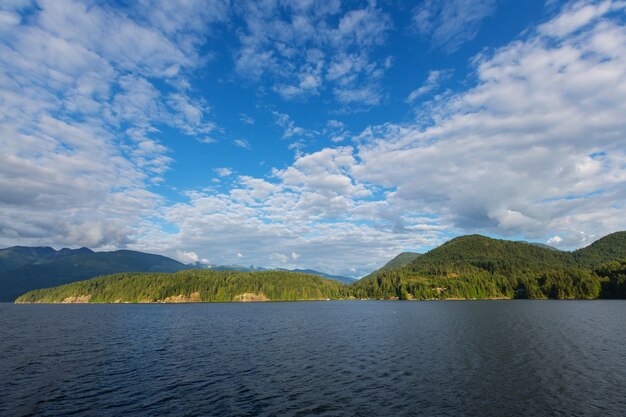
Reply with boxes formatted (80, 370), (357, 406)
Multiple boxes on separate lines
(0, 248), (187, 301)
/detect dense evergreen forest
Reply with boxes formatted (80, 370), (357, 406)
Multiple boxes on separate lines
(15, 270), (348, 303)
(15, 232), (626, 303)
(352, 232), (626, 300)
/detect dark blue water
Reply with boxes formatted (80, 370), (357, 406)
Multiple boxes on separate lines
(1, 301), (625, 416)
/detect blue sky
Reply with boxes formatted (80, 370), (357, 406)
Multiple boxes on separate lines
(1, 0), (625, 276)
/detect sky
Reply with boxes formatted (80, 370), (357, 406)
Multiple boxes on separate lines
(0, 0), (625, 277)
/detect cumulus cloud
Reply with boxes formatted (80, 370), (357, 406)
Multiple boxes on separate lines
(177, 250), (201, 264)
(0, 0), (225, 249)
(3, 0), (625, 278)
(145, 147), (447, 277)
(140, 1), (626, 274)
(214, 167), (233, 177)
(547, 236), (563, 245)
(356, 1), (626, 245)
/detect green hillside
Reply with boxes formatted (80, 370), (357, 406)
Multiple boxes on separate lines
(15, 270), (348, 303)
(572, 231), (626, 267)
(0, 248), (187, 301)
(10, 232), (626, 303)
(361, 252), (421, 280)
(353, 232), (626, 300)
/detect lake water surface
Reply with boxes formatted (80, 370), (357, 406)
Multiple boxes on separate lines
(1, 300), (625, 416)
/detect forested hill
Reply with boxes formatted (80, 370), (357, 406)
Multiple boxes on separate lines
(10, 232), (626, 303)
(362, 252), (421, 279)
(0, 246), (355, 301)
(572, 231), (626, 266)
(353, 232), (626, 300)
(0, 247), (187, 301)
(15, 270), (348, 303)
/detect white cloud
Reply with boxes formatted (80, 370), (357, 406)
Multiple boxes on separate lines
(273, 111), (309, 139)
(355, 2), (626, 245)
(547, 236), (563, 245)
(214, 167), (233, 177)
(198, 137), (218, 144)
(176, 250), (199, 264)
(407, 70), (452, 102)
(270, 253), (289, 263)
(412, 0), (496, 53)
(140, 1), (626, 275)
(144, 146), (447, 276)
(0, 0), (224, 249)
(233, 139), (252, 150)
(234, 1), (391, 108)
(239, 113), (255, 125)
(0, 10), (21, 29)
(3, 0), (625, 279)
(539, 0), (613, 37)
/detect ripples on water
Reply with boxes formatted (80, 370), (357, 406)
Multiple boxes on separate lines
(1, 301), (625, 416)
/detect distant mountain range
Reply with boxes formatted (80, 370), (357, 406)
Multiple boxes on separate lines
(15, 231), (626, 303)
(0, 246), (354, 301)
(188, 263), (355, 284)
(0, 247), (186, 302)
(280, 269), (355, 284)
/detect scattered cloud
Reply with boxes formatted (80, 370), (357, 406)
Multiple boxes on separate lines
(235, 1), (392, 108)
(272, 111), (309, 139)
(198, 137), (218, 144)
(0, 0), (224, 249)
(412, 0), (496, 53)
(176, 250), (204, 264)
(239, 113), (255, 125)
(142, 1), (626, 274)
(326, 119), (349, 143)
(356, 2), (626, 245)
(149, 147), (447, 276)
(547, 236), (563, 245)
(407, 69), (452, 102)
(2, 0), (625, 277)
(233, 139), (252, 150)
(270, 253), (289, 263)
(214, 167), (233, 177)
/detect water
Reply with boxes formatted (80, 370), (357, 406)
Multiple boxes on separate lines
(1, 301), (625, 416)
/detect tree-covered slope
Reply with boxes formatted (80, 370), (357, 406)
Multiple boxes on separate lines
(573, 232), (626, 267)
(15, 270), (348, 303)
(353, 232), (626, 300)
(0, 248), (187, 301)
(361, 252), (422, 280)
(8, 232), (626, 303)
(285, 269), (355, 284)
